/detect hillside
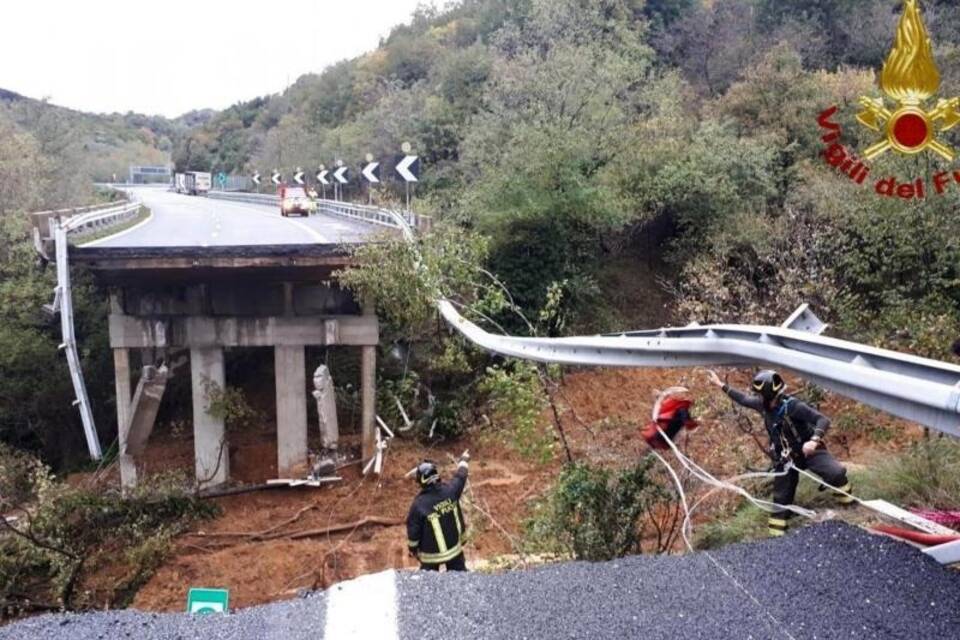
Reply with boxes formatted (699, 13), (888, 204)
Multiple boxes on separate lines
(0, 88), (186, 185)
(175, 0), (960, 347)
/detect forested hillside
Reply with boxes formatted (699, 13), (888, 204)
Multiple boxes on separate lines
(177, 0), (960, 354)
(0, 89), (194, 190)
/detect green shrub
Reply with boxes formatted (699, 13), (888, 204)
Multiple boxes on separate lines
(201, 378), (262, 431)
(0, 450), (216, 617)
(525, 458), (678, 561)
(479, 362), (552, 462)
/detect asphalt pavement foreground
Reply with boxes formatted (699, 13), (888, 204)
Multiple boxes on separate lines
(3, 522), (959, 640)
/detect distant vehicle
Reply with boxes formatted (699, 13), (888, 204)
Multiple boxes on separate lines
(279, 185), (316, 217)
(183, 171), (211, 196)
(174, 173), (187, 193)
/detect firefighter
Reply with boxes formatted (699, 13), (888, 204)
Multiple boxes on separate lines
(406, 451), (470, 571)
(707, 370), (853, 537)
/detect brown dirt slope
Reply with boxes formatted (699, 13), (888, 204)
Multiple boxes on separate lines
(129, 366), (924, 612)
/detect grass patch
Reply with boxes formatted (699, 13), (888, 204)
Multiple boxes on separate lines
(694, 440), (960, 550)
(855, 438), (960, 509)
(74, 205), (150, 246)
(695, 502), (767, 550)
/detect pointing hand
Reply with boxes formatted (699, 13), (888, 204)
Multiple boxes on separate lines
(706, 370), (724, 388)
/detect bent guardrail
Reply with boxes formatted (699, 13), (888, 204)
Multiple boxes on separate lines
(378, 211), (960, 437)
(32, 200), (139, 260)
(37, 200), (141, 460)
(437, 299), (960, 436)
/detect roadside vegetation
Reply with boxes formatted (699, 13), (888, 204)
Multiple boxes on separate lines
(0, 445), (216, 619)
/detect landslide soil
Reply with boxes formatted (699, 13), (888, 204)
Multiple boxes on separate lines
(121, 367), (922, 612)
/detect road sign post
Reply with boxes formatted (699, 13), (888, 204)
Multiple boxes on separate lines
(362, 154), (380, 205)
(316, 165), (329, 200)
(334, 161), (349, 202)
(187, 587), (229, 615)
(396, 147), (420, 211)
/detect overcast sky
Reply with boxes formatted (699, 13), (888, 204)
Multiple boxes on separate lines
(0, 0), (428, 118)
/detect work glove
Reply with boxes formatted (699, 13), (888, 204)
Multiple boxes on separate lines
(458, 449), (470, 469)
(706, 370), (724, 389)
(802, 438), (821, 457)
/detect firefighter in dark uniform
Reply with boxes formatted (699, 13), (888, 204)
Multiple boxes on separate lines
(406, 451), (470, 571)
(707, 370), (853, 537)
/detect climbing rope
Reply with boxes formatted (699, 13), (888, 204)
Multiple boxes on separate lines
(652, 430), (806, 640)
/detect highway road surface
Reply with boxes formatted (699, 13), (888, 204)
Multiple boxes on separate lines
(82, 187), (377, 248)
(4, 523), (960, 639)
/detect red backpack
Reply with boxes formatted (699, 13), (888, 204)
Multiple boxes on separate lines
(642, 388), (699, 450)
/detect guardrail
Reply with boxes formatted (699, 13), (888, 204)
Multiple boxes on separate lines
(32, 200), (141, 259)
(206, 191), (433, 233)
(33, 200), (142, 461)
(62, 201), (141, 236)
(438, 300), (960, 437)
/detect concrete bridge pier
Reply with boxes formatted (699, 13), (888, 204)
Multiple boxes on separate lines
(85, 248), (379, 490)
(361, 299), (377, 466)
(113, 347), (136, 490)
(275, 345), (308, 477)
(190, 346), (229, 488)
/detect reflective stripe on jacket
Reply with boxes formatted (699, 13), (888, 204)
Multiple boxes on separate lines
(406, 466), (468, 563)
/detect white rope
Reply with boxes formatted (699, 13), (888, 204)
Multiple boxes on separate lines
(656, 428), (817, 521)
(652, 429), (797, 640)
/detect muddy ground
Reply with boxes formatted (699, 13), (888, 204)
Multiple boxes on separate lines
(80, 367), (922, 612)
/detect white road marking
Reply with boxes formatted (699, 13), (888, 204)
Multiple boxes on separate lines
(77, 209), (154, 247)
(207, 199), (329, 243)
(280, 216), (328, 243)
(324, 570), (398, 640)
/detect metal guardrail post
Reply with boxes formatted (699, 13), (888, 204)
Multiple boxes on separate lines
(54, 221), (102, 460)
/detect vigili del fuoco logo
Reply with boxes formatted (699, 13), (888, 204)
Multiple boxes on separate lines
(818, 0), (960, 200)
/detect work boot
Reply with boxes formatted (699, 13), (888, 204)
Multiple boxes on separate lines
(768, 514), (789, 538)
(833, 481), (855, 506)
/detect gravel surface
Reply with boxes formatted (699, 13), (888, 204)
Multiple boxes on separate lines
(3, 522), (959, 639)
(0, 591), (327, 640)
(397, 522), (960, 640)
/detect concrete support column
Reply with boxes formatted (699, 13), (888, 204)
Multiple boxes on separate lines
(360, 297), (378, 466)
(361, 345), (377, 466)
(190, 347), (228, 488)
(113, 348), (136, 490)
(275, 345), (307, 477)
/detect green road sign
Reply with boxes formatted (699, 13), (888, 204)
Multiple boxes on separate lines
(187, 587), (229, 614)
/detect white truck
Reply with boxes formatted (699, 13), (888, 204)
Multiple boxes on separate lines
(183, 171), (211, 196)
(174, 173), (187, 193)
